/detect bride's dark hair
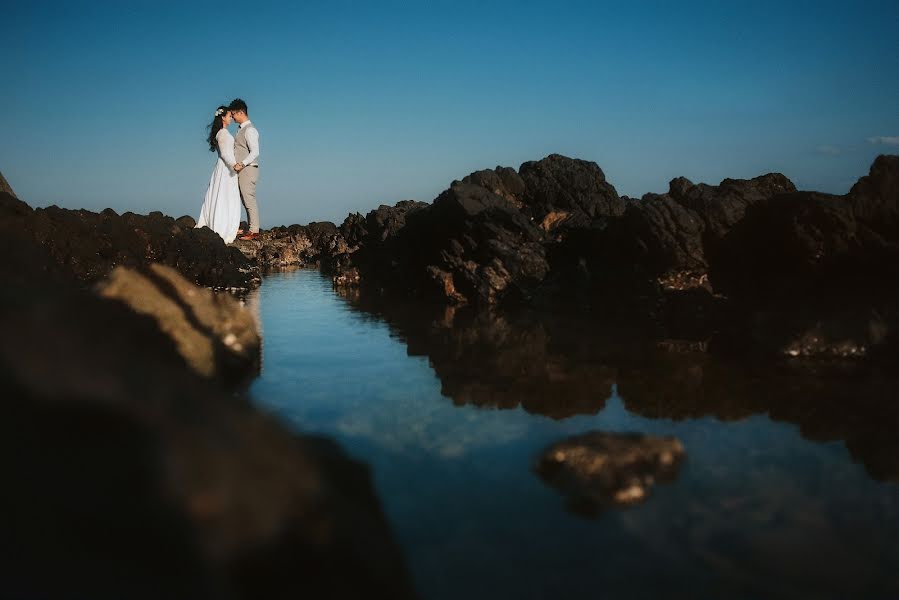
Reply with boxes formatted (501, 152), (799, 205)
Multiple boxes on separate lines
(206, 105), (229, 152)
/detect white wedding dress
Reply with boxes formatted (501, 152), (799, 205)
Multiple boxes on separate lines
(196, 128), (241, 243)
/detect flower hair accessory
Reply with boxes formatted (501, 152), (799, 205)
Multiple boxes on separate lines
(215, 108), (225, 117)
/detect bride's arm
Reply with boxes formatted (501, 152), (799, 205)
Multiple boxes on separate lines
(216, 129), (238, 170)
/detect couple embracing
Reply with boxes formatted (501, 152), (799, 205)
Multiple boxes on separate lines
(196, 98), (261, 243)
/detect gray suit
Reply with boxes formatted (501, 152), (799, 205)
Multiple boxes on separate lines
(234, 122), (260, 232)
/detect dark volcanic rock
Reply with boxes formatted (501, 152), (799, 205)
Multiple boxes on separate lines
(461, 166), (527, 208)
(332, 188), (548, 305)
(339, 211), (369, 247)
(176, 214), (197, 228)
(535, 432), (685, 516)
(668, 173), (796, 241)
(580, 172), (797, 294)
(260, 153), (895, 362)
(848, 154), (899, 237)
(0, 193), (258, 289)
(0, 170), (16, 198)
(0, 229), (416, 599)
(711, 156), (899, 298)
(518, 154), (625, 222)
(425, 184), (549, 304)
(329, 155), (628, 305)
(708, 155), (899, 359)
(320, 153), (801, 320)
(366, 200), (429, 241)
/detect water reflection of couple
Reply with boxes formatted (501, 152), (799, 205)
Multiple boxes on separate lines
(195, 98), (260, 243)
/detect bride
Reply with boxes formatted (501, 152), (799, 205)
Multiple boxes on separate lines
(196, 106), (241, 243)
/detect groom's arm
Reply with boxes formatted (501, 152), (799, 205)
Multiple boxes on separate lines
(241, 128), (260, 166)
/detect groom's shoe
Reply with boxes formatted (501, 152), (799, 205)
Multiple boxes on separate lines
(239, 232), (260, 241)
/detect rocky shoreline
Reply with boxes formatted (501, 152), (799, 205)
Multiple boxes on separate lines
(232, 153), (899, 362)
(0, 190), (418, 599)
(1, 152), (896, 594)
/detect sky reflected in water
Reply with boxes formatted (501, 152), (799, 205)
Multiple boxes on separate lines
(248, 269), (899, 600)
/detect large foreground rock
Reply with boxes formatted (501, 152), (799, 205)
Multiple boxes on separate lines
(0, 192), (259, 289)
(98, 263), (261, 385)
(535, 432), (685, 516)
(0, 232), (416, 599)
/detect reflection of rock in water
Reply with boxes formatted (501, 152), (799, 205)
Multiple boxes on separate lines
(617, 356), (899, 482)
(242, 283), (264, 375)
(535, 432), (685, 516)
(339, 291), (899, 482)
(343, 298), (618, 419)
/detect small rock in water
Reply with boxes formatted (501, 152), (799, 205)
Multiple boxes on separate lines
(535, 431), (685, 516)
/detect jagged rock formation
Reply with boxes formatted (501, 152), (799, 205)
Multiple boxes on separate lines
(0, 192), (259, 289)
(709, 155), (899, 358)
(318, 155), (804, 309)
(225, 153), (897, 361)
(326, 155), (626, 305)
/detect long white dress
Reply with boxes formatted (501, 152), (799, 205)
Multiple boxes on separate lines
(196, 128), (241, 243)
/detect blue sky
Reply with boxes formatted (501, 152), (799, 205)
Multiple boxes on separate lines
(3, 0), (897, 226)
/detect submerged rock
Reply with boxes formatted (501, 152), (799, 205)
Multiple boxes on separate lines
(535, 432), (685, 516)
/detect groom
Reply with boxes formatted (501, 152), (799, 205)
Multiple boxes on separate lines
(229, 98), (261, 241)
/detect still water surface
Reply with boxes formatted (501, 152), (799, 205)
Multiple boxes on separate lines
(248, 269), (899, 600)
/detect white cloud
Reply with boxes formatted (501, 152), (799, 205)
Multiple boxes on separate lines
(867, 136), (899, 146)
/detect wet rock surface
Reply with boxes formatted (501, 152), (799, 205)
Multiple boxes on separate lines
(535, 432), (685, 515)
(0, 220), (416, 599)
(0, 192), (259, 289)
(232, 221), (339, 269)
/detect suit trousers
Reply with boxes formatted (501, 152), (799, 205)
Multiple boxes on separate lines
(238, 166), (260, 233)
